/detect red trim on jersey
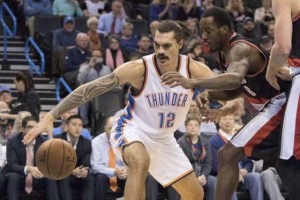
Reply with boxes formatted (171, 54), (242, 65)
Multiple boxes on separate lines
(288, 58), (300, 67)
(244, 106), (285, 157)
(245, 96), (269, 105)
(292, 12), (300, 21)
(230, 40), (267, 77)
(133, 58), (148, 98)
(293, 99), (300, 159)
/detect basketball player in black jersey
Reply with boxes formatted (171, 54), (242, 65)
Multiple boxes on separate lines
(162, 7), (290, 200)
(266, 0), (300, 199)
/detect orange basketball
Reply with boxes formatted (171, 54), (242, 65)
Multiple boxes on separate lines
(36, 138), (77, 180)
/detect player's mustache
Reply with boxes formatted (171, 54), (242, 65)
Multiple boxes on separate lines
(157, 54), (169, 59)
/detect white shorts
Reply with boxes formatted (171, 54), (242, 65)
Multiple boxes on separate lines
(111, 124), (193, 187)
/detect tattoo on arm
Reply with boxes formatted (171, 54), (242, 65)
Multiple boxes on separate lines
(49, 74), (119, 119)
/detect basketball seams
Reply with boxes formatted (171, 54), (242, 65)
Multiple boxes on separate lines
(47, 139), (55, 179)
(55, 139), (66, 180)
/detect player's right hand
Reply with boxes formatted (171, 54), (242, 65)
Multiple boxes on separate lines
(23, 113), (54, 145)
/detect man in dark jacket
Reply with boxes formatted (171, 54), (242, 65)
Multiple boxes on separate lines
(6, 116), (55, 200)
(53, 115), (94, 200)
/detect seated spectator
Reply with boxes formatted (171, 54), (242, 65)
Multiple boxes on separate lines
(86, 17), (102, 52)
(6, 116), (55, 200)
(52, 0), (83, 16)
(97, 0), (126, 36)
(209, 107), (264, 200)
(253, 160), (285, 200)
(51, 16), (79, 83)
(53, 108), (92, 140)
(149, 0), (168, 22)
(104, 35), (125, 70)
(77, 50), (111, 126)
(91, 117), (127, 199)
(260, 35), (273, 53)
(198, 0), (214, 18)
(82, 0), (108, 17)
(120, 22), (138, 57)
(266, 22), (274, 42)
(177, 115), (215, 200)
(254, 0), (274, 34)
(63, 33), (91, 89)
(0, 85), (12, 110)
(241, 17), (260, 43)
(23, 0), (52, 37)
(11, 111), (32, 137)
(10, 72), (41, 120)
(129, 34), (153, 60)
(0, 101), (11, 145)
(0, 143), (6, 199)
(53, 115), (94, 200)
(225, 0), (247, 32)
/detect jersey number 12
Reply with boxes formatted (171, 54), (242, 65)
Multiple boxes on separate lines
(159, 112), (175, 128)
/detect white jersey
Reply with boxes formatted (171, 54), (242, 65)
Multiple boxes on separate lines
(115, 54), (194, 140)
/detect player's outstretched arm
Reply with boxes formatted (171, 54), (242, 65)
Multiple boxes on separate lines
(23, 60), (144, 144)
(266, 0), (292, 90)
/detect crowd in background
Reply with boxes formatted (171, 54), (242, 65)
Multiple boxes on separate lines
(0, 0), (287, 199)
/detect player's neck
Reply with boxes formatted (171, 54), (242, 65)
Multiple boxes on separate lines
(221, 32), (232, 54)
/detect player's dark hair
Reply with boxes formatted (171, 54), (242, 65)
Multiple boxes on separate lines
(156, 20), (192, 42)
(202, 7), (232, 30)
(66, 115), (82, 124)
(22, 116), (38, 128)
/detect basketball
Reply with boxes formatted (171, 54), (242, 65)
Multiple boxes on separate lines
(36, 138), (77, 180)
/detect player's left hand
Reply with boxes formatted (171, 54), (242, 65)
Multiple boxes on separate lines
(161, 72), (193, 89)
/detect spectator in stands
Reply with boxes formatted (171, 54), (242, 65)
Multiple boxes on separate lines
(129, 34), (153, 60)
(254, 0), (274, 34)
(51, 16), (79, 84)
(241, 17), (260, 43)
(209, 107), (264, 200)
(11, 111), (31, 137)
(183, 0), (202, 19)
(149, 0), (168, 22)
(251, 160), (284, 200)
(0, 85), (12, 108)
(86, 17), (102, 52)
(91, 116), (127, 199)
(177, 115), (215, 200)
(23, 0), (52, 37)
(225, 0), (247, 32)
(82, 0), (109, 17)
(0, 101), (11, 145)
(63, 33), (91, 90)
(6, 116), (55, 200)
(10, 72), (41, 121)
(0, 144), (6, 199)
(104, 34), (125, 70)
(53, 115), (94, 200)
(52, 0), (83, 16)
(149, 20), (160, 37)
(97, 0), (126, 36)
(266, 22), (274, 42)
(167, 0), (187, 20)
(53, 108), (92, 140)
(198, 0), (214, 18)
(120, 22), (138, 58)
(77, 50), (111, 126)
(260, 35), (273, 53)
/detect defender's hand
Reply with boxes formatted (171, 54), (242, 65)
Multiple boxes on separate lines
(23, 113), (54, 144)
(161, 72), (193, 89)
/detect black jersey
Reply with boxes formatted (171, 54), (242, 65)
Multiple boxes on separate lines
(289, 13), (300, 67)
(218, 32), (288, 106)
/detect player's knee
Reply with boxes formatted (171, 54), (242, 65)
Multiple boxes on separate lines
(126, 150), (150, 173)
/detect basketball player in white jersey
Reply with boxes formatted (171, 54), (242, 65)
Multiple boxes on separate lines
(23, 21), (214, 200)
(266, 0), (300, 199)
